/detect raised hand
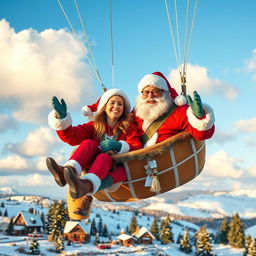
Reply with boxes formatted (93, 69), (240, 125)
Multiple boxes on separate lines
(100, 139), (122, 153)
(52, 96), (67, 119)
(186, 91), (205, 118)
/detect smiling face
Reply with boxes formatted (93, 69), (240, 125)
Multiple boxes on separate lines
(105, 95), (124, 124)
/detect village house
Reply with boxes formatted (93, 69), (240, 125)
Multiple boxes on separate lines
(13, 211), (43, 236)
(132, 226), (155, 244)
(63, 220), (91, 243)
(116, 233), (136, 247)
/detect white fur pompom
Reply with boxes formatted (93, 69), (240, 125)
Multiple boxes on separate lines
(81, 105), (92, 117)
(174, 94), (187, 106)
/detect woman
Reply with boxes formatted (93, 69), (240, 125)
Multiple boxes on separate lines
(47, 89), (142, 202)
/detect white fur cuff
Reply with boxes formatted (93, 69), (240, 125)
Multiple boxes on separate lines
(118, 140), (130, 154)
(187, 104), (215, 131)
(64, 160), (82, 176)
(82, 173), (101, 195)
(48, 110), (72, 131)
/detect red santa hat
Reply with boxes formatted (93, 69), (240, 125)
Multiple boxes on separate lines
(137, 71), (187, 106)
(81, 88), (131, 117)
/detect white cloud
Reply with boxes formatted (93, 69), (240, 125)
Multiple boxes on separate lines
(245, 49), (256, 80)
(0, 154), (28, 170)
(235, 117), (256, 133)
(24, 173), (52, 186)
(0, 114), (19, 133)
(168, 63), (238, 99)
(0, 19), (97, 124)
(212, 129), (236, 144)
(248, 165), (256, 177)
(204, 150), (244, 178)
(5, 127), (58, 157)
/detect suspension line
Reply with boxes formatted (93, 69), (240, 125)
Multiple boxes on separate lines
(109, 0), (115, 88)
(57, 0), (107, 92)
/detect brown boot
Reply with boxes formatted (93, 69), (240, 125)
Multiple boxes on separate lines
(73, 195), (93, 218)
(46, 157), (66, 187)
(63, 167), (93, 199)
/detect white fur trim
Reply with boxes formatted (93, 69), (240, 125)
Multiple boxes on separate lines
(174, 94), (187, 106)
(118, 140), (130, 154)
(97, 88), (130, 114)
(81, 173), (101, 195)
(64, 160), (82, 176)
(187, 104), (215, 131)
(81, 105), (92, 117)
(138, 74), (168, 93)
(144, 132), (158, 148)
(48, 110), (72, 130)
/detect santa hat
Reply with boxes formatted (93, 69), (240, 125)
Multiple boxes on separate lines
(137, 71), (187, 106)
(82, 88), (130, 117)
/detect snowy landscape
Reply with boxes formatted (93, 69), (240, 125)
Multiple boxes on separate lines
(0, 187), (255, 255)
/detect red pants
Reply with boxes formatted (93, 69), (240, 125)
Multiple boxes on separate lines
(69, 139), (126, 183)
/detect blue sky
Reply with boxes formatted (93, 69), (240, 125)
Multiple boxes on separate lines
(0, 0), (256, 199)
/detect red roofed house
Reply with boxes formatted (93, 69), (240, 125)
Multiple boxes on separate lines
(63, 220), (91, 243)
(13, 211), (43, 236)
(132, 227), (155, 244)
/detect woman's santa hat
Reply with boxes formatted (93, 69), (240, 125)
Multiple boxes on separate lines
(137, 71), (187, 106)
(82, 88), (130, 117)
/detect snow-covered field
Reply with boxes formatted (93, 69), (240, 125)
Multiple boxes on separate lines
(0, 234), (245, 256)
(0, 188), (255, 255)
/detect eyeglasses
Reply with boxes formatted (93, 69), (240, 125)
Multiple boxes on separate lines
(141, 89), (163, 97)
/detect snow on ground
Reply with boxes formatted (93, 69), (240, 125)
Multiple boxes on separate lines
(0, 234), (246, 256)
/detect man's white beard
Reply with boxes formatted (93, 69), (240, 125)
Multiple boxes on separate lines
(135, 93), (174, 122)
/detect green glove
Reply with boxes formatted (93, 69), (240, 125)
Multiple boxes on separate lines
(52, 96), (67, 119)
(98, 175), (113, 191)
(100, 139), (122, 153)
(186, 91), (205, 118)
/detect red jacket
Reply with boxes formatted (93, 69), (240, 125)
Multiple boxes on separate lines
(133, 104), (215, 147)
(55, 119), (142, 153)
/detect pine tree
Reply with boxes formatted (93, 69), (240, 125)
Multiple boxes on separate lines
(227, 213), (245, 248)
(5, 217), (14, 236)
(29, 233), (40, 255)
(218, 217), (229, 244)
(248, 239), (256, 256)
(3, 209), (8, 217)
(90, 218), (97, 235)
(179, 229), (192, 254)
(129, 215), (138, 234)
(244, 235), (253, 256)
(159, 216), (174, 244)
(94, 233), (100, 245)
(55, 234), (64, 253)
(150, 216), (159, 240)
(102, 224), (108, 237)
(195, 226), (214, 256)
(49, 201), (68, 242)
(97, 216), (103, 236)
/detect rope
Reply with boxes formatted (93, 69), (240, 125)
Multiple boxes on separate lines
(109, 0), (115, 88)
(57, 0), (107, 92)
(164, 0), (199, 95)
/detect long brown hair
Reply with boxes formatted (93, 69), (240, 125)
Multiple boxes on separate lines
(94, 96), (132, 140)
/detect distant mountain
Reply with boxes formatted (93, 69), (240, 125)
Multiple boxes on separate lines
(93, 189), (256, 220)
(0, 186), (19, 196)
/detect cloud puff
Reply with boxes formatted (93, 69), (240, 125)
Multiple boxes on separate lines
(211, 129), (236, 144)
(24, 173), (52, 186)
(0, 19), (97, 124)
(4, 127), (58, 157)
(0, 154), (28, 170)
(204, 150), (244, 178)
(0, 113), (19, 133)
(168, 63), (238, 99)
(245, 49), (256, 80)
(235, 117), (256, 133)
